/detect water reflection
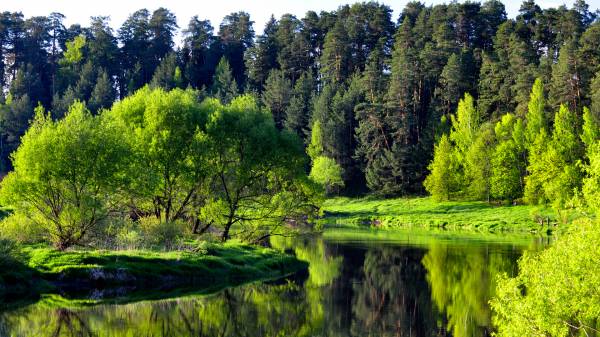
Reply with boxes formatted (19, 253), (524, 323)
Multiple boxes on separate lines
(0, 231), (539, 337)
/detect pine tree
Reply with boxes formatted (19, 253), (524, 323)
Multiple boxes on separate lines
(320, 19), (351, 84)
(590, 70), (600, 122)
(284, 71), (314, 140)
(150, 52), (182, 90)
(211, 57), (238, 104)
(245, 16), (279, 92)
(549, 39), (582, 112)
(89, 69), (115, 113)
(262, 69), (292, 129)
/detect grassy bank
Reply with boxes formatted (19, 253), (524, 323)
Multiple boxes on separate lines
(0, 243), (307, 304)
(321, 197), (558, 233)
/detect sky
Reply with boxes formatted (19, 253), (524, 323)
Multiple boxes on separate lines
(2, 0), (598, 37)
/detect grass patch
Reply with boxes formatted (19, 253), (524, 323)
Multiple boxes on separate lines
(1, 242), (307, 306)
(321, 196), (558, 233)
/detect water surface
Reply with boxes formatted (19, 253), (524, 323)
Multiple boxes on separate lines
(0, 229), (548, 337)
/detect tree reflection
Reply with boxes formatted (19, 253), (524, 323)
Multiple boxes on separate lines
(422, 244), (519, 337)
(350, 247), (442, 337)
(0, 237), (526, 337)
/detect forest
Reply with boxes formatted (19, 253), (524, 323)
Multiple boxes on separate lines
(0, 1), (600, 336)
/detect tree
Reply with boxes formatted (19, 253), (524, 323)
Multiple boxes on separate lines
(526, 104), (583, 208)
(262, 69), (292, 129)
(0, 103), (129, 250)
(465, 124), (495, 201)
(309, 156), (344, 194)
(491, 114), (526, 201)
(182, 16), (217, 89)
(450, 93), (480, 171)
(549, 39), (582, 112)
(200, 96), (318, 242)
(284, 71), (314, 140)
(245, 16), (279, 92)
(106, 87), (210, 227)
(149, 52), (183, 90)
(218, 12), (255, 88)
(320, 19), (350, 84)
(211, 57), (238, 104)
(88, 69), (115, 113)
(424, 135), (456, 201)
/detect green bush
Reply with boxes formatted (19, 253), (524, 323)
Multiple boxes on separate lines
(0, 211), (46, 244)
(491, 218), (600, 337)
(138, 217), (187, 249)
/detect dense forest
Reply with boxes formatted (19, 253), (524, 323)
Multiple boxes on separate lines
(0, 0), (599, 200)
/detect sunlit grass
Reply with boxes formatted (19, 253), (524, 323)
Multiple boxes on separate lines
(321, 196), (557, 233)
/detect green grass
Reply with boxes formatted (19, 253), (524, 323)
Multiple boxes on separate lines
(0, 242), (307, 306)
(321, 196), (558, 233)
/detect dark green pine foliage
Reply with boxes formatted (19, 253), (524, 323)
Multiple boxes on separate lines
(320, 19), (351, 84)
(181, 17), (217, 89)
(89, 69), (116, 113)
(311, 77), (363, 190)
(218, 12), (255, 89)
(0, 94), (33, 171)
(211, 57), (238, 104)
(382, 16), (425, 194)
(150, 52), (183, 91)
(118, 9), (152, 96)
(245, 16), (279, 92)
(284, 71), (314, 140)
(355, 44), (399, 195)
(262, 69), (292, 129)
(549, 39), (583, 113)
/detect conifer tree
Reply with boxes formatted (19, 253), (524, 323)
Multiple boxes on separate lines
(262, 69), (292, 129)
(211, 57), (238, 104)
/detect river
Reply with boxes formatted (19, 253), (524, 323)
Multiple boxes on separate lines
(0, 228), (549, 337)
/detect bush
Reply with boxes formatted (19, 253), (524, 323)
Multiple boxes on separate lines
(0, 211), (46, 244)
(138, 217), (187, 249)
(491, 218), (600, 337)
(0, 238), (24, 267)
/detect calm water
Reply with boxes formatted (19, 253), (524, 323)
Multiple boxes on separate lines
(0, 229), (548, 337)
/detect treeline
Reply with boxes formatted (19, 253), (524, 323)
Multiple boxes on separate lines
(1, 1), (600, 196)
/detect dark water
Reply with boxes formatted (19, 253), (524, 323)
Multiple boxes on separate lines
(0, 229), (548, 337)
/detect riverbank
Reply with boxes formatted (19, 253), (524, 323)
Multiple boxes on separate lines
(0, 243), (307, 304)
(321, 197), (559, 234)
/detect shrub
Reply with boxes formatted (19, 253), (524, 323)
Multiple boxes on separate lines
(491, 218), (600, 337)
(0, 211), (46, 244)
(138, 217), (187, 249)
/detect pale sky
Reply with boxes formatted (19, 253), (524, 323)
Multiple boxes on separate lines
(2, 0), (597, 36)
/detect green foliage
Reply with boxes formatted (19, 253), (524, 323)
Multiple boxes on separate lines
(307, 120), (324, 160)
(61, 35), (86, 65)
(106, 87), (209, 225)
(309, 156), (344, 193)
(0, 103), (130, 250)
(450, 93), (480, 163)
(492, 219), (600, 337)
(211, 57), (238, 104)
(465, 124), (495, 200)
(491, 114), (526, 201)
(424, 135), (456, 201)
(583, 142), (600, 212)
(0, 211), (46, 244)
(201, 95), (319, 242)
(262, 68), (292, 129)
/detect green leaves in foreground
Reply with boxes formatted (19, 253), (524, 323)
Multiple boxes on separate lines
(491, 219), (600, 337)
